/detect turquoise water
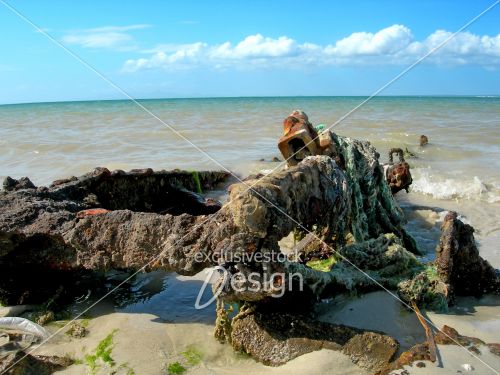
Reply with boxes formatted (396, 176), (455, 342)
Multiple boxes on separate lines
(0, 96), (499, 263)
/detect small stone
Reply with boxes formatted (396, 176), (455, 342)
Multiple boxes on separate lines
(92, 167), (111, 177)
(2, 176), (18, 191)
(18, 177), (36, 189)
(468, 346), (480, 355)
(420, 135), (429, 146)
(342, 331), (399, 371)
(67, 322), (88, 338)
(36, 310), (55, 326)
(2, 176), (36, 191)
(487, 343), (500, 357)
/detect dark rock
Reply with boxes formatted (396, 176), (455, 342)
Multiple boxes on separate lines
(2, 177), (36, 191)
(435, 325), (484, 346)
(342, 332), (399, 371)
(398, 211), (499, 310)
(0, 120), (430, 369)
(0, 129), (421, 365)
(0, 351), (73, 374)
(2, 176), (17, 191)
(436, 212), (500, 301)
(420, 135), (429, 146)
(230, 311), (398, 371)
(487, 343), (500, 357)
(0, 168), (229, 305)
(434, 325), (500, 357)
(51, 176), (77, 187)
(376, 343), (432, 375)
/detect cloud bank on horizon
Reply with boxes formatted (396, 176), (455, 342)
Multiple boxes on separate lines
(100, 24), (500, 72)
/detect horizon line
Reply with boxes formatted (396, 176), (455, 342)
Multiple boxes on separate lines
(1, 94), (499, 107)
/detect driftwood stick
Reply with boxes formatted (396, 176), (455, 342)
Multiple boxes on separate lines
(411, 300), (437, 363)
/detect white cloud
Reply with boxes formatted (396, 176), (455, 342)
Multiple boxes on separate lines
(122, 25), (500, 72)
(325, 25), (413, 56)
(62, 24), (151, 50)
(407, 30), (500, 65)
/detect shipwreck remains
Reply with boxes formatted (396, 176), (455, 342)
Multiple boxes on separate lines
(1, 111), (499, 373)
(0, 130), (420, 306)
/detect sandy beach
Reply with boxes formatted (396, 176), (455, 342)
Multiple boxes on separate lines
(21, 278), (499, 374)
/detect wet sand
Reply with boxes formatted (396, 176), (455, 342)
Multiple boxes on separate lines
(22, 273), (497, 375)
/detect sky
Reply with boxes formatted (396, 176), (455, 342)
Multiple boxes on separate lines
(0, 0), (499, 104)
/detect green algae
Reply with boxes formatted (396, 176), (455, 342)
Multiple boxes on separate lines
(166, 361), (186, 374)
(191, 171), (203, 194)
(425, 264), (439, 281)
(114, 363), (136, 375)
(84, 329), (118, 374)
(306, 256), (337, 272)
(397, 270), (448, 312)
(181, 345), (203, 365)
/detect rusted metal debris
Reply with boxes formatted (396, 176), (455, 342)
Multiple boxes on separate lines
(278, 111), (411, 194)
(411, 300), (437, 363)
(384, 148), (413, 194)
(278, 110), (337, 166)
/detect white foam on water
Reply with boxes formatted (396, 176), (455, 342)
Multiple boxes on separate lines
(411, 167), (500, 203)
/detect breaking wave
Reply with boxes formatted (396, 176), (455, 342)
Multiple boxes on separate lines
(411, 168), (500, 203)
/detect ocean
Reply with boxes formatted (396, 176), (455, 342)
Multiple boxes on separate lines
(1, 96), (499, 373)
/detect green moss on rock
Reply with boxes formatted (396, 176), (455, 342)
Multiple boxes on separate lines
(306, 256), (337, 272)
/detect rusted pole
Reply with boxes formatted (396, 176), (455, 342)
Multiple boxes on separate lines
(411, 300), (437, 363)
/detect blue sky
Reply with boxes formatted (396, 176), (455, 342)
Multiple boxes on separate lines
(0, 0), (499, 104)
